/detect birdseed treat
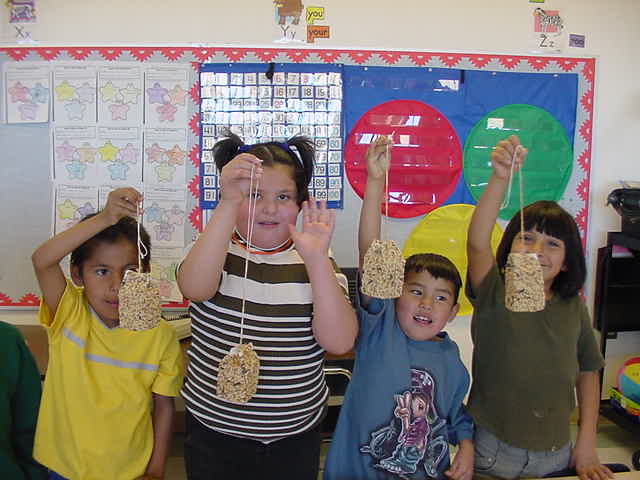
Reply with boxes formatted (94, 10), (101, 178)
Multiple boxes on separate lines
(361, 239), (405, 299)
(505, 252), (545, 312)
(217, 343), (260, 404)
(118, 271), (162, 331)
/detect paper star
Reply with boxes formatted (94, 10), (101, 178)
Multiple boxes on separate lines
(146, 82), (168, 104)
(154, 222), (175, 241)
(56, 141), (76, 162)
(76, 202), (96, 219)
(168, 205), (184, 225)
(167, 84), (187, 106)
(65, 100), (86, 120)
(145, 143), (165, 163)
(107, 161), (129, 181)
(118, 143), (139, 164)
(8, 81), (31, 103)
(65, 160), (87, 180)
(76, 142), (97, 163)
(30, 83), (49, 104)
(100, 81), (119, 103)
(109, 102), (130, 121)
(144, 202), (164, 223)
(57, 199), (78, 220)
(76, 82), (96, 104)
(120, 83), (141, 104)
(156, 102), (178, 122)
(165, 144), (186, 166)
(99, 141), (119, 162)
(158, 280), (172, 298)
(19, 102), (38, 121)
(54, 80), (76, 102)
(155, 163), (175, 182)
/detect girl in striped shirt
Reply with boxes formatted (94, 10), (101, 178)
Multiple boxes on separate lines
(177, 132), (357, 480)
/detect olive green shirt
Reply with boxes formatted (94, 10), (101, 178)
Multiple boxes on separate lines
(467, 265), (604, 451)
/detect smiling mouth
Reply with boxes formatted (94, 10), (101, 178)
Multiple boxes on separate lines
(413, 315), (433, 325)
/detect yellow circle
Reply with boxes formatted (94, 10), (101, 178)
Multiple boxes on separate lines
(403, 204), (503, 316)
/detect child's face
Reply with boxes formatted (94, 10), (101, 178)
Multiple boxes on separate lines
(395, 270), (459, 342)
(510, 228), (567, 292)
(236, 163), (300, 250)
(71, 238), (139, 328)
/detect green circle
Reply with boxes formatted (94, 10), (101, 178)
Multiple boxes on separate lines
(463, 104), (573, 220)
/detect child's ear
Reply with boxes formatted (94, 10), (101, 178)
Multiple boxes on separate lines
(71, 265), (84, 286)
(447, 303), (460, 322)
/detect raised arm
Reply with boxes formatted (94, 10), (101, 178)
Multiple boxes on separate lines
(32, 187), (140, 318)
(177, 154), (262, 302)
(466, 135), (527, 291)
(358, 136), (392, 269)
(290, 199), (357, 355)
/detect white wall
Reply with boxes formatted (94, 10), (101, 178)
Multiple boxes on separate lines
(1, 0), (638, 395)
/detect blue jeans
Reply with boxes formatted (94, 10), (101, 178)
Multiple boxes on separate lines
(474, 426), (571, 479)
(49, 471), (68, 480)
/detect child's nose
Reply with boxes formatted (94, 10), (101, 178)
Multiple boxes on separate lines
(261, 198), (277, 214)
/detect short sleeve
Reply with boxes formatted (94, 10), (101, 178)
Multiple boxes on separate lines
(446, 361), (473, 445)
(465, 263), (501, 308)
(576, 302), (605, 372)
(38, 278), (83, 337)
(151, 326), (184, 397)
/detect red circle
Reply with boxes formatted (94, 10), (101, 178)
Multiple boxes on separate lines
(345, 100), (462, 218)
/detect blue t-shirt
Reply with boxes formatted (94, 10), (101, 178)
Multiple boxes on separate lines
(324, 295), (473, 480)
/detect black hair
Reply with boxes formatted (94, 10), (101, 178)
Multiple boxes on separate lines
(404, 253), (462, 304)
(212, 130), (315, 205)
(496, 200), (585, 299)
(70, 213), (151, 273)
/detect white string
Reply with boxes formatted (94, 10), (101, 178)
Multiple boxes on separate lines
(239, 166), (259, 345)
(500, 144), (523, 211)
(382, 131), (394, 241)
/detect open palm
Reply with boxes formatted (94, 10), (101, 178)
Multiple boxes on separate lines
(290, 198), (335, 260)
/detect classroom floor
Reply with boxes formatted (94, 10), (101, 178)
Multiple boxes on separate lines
(163, 413), (640, 479)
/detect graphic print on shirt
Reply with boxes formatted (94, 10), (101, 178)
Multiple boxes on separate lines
(360, 368), (449, 479)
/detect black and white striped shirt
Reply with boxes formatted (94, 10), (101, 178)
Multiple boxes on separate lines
(182, 238), (349, 442)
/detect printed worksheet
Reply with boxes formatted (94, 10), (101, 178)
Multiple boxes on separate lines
(143, 127), (188, 186)
(53, 184), (99, 234)
(150, 247), (183, 302)
(144, 65), (190, 127)
(96, 126), (143, 184)
(143, 186), (186, 249)
(53, 64), (97, 124)
(52, 126), (100, 184)
(4, 62), (50, 123)
(97, 64), (143, 126)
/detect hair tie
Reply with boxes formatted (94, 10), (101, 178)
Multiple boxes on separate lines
(279, 142), (304, 167)
(238, 145), (251, 153)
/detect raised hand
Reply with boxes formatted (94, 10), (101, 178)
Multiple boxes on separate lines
(490, 135), (527, 181)
(289, 197), (335, 261)
(102, 187), (142, 225)
(366, 135), (393, 181)
(219, 153), (263, 204)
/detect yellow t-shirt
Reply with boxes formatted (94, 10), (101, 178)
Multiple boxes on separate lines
(34, 279), (183, 480)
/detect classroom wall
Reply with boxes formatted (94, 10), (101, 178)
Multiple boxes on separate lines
(1, 0), (638, 395)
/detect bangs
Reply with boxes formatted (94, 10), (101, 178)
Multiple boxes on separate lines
(523, 205), (575, 243)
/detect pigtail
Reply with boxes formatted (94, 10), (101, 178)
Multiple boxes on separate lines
(212, 130), (245, 172)
(285, 135), (315, 188)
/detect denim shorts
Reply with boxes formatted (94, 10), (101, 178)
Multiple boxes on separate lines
(474, 426), (571, 479)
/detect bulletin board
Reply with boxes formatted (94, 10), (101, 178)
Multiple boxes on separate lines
(0, 46), (595, 309)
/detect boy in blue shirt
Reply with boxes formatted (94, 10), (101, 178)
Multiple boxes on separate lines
(324, 136), (473, 480)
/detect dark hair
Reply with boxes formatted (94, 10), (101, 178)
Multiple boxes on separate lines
(212, 131), (315, 205)
(404, 253), (462, 304)
(70, 214), (151, 273)
(496, 200), (585, 299)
